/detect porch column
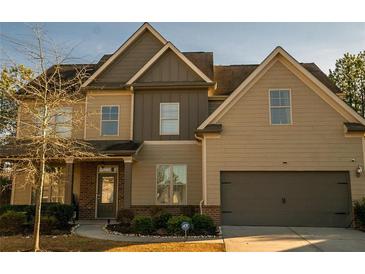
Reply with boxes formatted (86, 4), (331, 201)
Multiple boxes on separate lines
(123, 159), (133, 208)
(64, 157), (74, 205)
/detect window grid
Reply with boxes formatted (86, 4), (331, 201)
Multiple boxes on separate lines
(101, 105), (119, 136)
(160, 103), (180, 135)
(269, 89), (292, 125)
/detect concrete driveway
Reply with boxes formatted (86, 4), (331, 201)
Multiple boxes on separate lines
(222, 226), (365, 252)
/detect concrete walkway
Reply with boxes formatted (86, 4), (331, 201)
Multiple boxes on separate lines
(222, 226), (365, 252)
(74, 221), (223, 244)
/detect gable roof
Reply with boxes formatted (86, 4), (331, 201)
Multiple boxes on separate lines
(198, 46), (365, 130)
(213, 63), (341, 96)
(81, 23), (167, 88)
(126, 42), (214, 85)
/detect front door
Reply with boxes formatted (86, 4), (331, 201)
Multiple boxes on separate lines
(96, 173), (117, 218)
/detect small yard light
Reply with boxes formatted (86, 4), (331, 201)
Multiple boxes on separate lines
(356, 165), (363, 177)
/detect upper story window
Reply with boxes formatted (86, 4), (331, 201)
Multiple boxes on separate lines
(269, 89), (292, 125)
(55, 107), (73, 138)
(160, 103), (179, 135)
(35, 107), (73, 138)
(101, 106), (119, 136)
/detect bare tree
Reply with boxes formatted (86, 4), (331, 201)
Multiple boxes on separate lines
(0, 24), (101, 251)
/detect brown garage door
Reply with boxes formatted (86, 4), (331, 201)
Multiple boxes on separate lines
(221, 171), (351, 227)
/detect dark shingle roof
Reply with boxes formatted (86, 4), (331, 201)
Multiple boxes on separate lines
(33, 53), (340, 97)
(344, 123), (365, 132)
(86, 140), (141, 156)
(195, 124), (222, 134)
(183, 52), (214, 80)
(212, 63), (341, 96)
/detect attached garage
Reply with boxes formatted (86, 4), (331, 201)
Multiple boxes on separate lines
(221, 171), (352, 227)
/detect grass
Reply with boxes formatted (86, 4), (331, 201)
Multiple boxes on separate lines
(0, 234), (225, 252)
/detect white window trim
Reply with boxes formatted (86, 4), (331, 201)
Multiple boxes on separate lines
(268, 88), (293, 126)
(100, 105), (120, 136)
(155, 164), (187, 205)
(159, 102), (180, 136)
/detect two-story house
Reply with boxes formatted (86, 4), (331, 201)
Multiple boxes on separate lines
(7, 23), (365, 227)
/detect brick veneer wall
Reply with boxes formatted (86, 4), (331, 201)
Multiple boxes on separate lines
(79, 161), (124, 219)
(202, 205), (221, 225)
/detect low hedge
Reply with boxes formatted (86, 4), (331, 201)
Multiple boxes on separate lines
(192, 214), (216, 235)
(132, 216), (154, 235)
(0, 211), (27, 235)
(153, 212), (172, 229)
(0, 203), (74, 229)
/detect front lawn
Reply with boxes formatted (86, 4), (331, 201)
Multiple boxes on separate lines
(0, 235), (225, 252)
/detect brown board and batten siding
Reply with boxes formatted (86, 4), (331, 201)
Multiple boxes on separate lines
(205, 59), (365, 205)
(133, 89), (208, 141)
(93, 30), (164, 84)
(132, 142), (202, 205)
(138, 49), (203, 82)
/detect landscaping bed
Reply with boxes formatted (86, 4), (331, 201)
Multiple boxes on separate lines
(105, 209), (219, 238)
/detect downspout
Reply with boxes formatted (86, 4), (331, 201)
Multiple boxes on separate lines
(195, 133), (204, 215)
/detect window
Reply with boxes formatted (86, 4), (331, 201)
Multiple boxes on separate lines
(41, 166), (65, 203)
(34, 107), (73, 138)
(269, 89), (292, 125)
(160, 103), (179, 135)
(55, 107), (72, 138)
(156, 164), (187, 205)
(101, 106), (119, 136)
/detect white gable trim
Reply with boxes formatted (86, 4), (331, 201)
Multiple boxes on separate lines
(198, 47), (365, 130)
(126, 42), (213, 85)
(81, 23), (167, 88)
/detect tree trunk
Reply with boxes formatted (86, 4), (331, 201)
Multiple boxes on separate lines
(32, 157), (46, 252)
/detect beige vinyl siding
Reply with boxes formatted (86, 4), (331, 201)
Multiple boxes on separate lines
(85, 90), (131, 140)
(94, 30), (164, 84)
(16, 100), (85, 139)
(12, 174), (32, 205)
(132, 142), (202, 205)
(205, 60), (365, 205)
(139, 49), (203, 83)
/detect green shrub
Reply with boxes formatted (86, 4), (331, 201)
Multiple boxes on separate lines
(0, 211), (26, 235)
(116, 209), (135, 225)
(354, 198), (365, 227)
(192, 214), (216, 235)
(132, 216), (154, 235)
(40, 216), (58, 234)
(0, 205), (34, 222)
(0, 203), (74, 229)
(153, 212), (172, 229)
(167, 215), (192, 235)
(43, 203), (74, 228)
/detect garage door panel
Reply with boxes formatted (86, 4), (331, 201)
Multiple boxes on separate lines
(220, 171), (351, 227)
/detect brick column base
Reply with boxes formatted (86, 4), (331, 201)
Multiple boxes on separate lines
(202, 205), (221, 225)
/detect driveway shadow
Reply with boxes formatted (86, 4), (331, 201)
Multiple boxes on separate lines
(221, 226), (365, 252)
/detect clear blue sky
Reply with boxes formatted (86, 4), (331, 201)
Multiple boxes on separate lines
(1, 22), (364, 74)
